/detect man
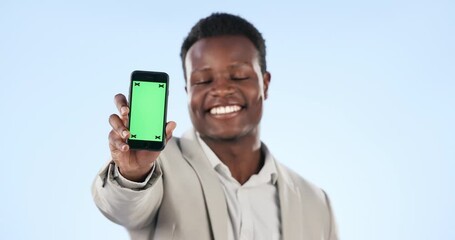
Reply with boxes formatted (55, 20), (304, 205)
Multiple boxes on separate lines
(92, 13), (339, 240)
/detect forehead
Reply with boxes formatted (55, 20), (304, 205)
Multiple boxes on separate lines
(185, 35), (259, 70)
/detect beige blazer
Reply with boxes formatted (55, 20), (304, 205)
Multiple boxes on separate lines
(92, 130), (339, 240)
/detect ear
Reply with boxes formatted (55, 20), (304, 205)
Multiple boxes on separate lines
(263, 71), (271, 100)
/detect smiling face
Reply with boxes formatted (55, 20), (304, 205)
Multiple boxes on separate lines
(185, 35), (270, 141)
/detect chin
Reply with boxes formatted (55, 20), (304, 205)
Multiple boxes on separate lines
(202, 126), (256, 142)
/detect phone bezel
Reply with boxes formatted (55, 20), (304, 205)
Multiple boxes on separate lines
(127, 70), (169, 151)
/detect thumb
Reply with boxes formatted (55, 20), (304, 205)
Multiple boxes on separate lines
(165, 121), (177, 142)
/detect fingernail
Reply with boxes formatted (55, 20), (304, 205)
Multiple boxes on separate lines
(122, 130), (129, 138)
(122, 144), (129, 151)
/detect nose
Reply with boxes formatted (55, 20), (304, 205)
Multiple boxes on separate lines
(210, 74), (235, 97)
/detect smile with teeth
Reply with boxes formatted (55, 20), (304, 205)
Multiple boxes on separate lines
(209, 105), (242, 115)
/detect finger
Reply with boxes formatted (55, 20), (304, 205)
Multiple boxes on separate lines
(114, 93), (129, 117)
(109, 114), (129, 139)
(165, 121), (177, 142)
(114, 94), (129, 127)
(108, 130), (129, 152)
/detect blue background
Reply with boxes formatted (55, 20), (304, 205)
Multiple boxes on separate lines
(1, 0), (454, 239)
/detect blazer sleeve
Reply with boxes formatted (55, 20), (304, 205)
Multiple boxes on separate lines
(91, 159), (164, 230)
(323, 190), (340, 240)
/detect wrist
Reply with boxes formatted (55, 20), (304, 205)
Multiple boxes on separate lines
(118, 164), (154, 182)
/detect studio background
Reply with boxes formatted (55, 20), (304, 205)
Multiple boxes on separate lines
(1, 0), (453, 239)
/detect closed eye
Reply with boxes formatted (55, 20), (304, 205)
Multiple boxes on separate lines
(231, 76), (249, 81)
(192, 79), (212, 85)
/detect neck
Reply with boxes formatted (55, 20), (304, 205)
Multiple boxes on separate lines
(201, 131), (264, 185)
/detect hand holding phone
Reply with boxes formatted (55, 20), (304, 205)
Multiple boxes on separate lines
(107, 71), (175, 182)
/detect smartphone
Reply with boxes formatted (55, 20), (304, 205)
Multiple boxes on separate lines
(127, 70), (169, 151)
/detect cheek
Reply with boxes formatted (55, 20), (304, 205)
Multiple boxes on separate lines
(188, 90), (204, 117)
(248, 83), (264, 102)
(187, 98), (201, 128)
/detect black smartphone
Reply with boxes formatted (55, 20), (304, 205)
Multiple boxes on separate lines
(127, 70), (169, 151)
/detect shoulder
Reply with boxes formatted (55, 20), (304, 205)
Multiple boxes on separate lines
(159, 129), (198, 158)
(157, 136), (184, 165)
(163, 136), (182, 152)
(262, 142), (328, 202)
(275, 161), (339, 238)
(275, 161), (331, 205)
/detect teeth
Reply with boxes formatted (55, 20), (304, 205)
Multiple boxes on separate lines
(210, 105), (241, 115)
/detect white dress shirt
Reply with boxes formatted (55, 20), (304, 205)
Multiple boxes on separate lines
(197, 135), (281, 240)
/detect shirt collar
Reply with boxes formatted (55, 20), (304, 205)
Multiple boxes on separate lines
(196, 132), (278, 185)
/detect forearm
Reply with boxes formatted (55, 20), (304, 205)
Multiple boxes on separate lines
(92, 160), (164, 230)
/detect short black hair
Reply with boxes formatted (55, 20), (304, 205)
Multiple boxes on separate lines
(180, 13), (267, 77)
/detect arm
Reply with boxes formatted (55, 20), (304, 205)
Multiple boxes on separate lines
(92, 93), (176, 230)
(91, 160), (163, 229)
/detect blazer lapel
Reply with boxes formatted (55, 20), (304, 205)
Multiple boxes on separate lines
(179, 130), (228, 240)
(276, 163), (304, 239)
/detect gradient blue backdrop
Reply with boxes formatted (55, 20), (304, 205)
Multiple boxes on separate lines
(1, 0), (454, 239)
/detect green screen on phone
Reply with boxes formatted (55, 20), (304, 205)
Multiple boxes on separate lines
(129, 80), (167, 142)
